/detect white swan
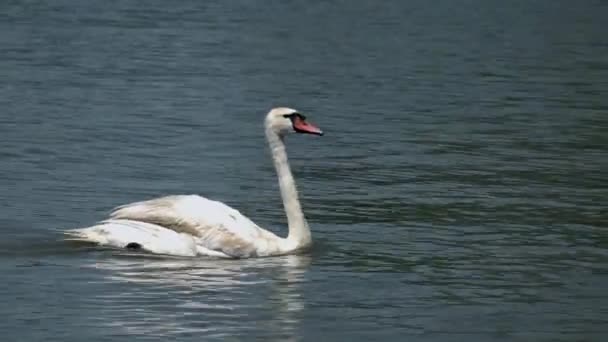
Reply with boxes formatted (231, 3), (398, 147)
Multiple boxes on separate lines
(65, 107), (323, 258)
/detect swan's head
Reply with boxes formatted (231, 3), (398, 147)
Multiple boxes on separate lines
(265, 107), (323, 137)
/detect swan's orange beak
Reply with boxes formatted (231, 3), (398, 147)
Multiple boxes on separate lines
(293, 116), (323, 136)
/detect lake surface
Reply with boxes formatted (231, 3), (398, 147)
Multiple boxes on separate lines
(1, 0), (607, 341)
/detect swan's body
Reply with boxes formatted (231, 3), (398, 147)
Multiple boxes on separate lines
(65, 107), (323, 258)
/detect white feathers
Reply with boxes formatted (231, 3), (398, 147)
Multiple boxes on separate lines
(65, 195), (288, 258)
(65, 219), (199, 257)
(64, 107), (318, 258)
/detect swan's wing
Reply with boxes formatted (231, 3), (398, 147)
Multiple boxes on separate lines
(108, 195), (278, 257)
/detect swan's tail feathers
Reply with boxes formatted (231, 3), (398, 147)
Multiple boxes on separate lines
(63, 224), (113, 245)
(63, 229), (93, 242)
(62, 220), (198, 257)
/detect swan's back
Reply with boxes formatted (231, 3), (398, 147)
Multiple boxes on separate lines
(108, 195), (281, 257)
(111, 195), (257, 237)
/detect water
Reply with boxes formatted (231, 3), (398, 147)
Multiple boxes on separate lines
(1, 0), (607, 340)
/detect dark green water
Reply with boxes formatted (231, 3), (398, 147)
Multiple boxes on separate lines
(1, 1), (607, 341)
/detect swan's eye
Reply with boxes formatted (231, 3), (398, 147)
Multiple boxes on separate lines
(283, 113), (306, 120)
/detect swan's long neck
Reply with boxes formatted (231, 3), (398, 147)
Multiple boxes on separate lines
(265, 127), (311, 247)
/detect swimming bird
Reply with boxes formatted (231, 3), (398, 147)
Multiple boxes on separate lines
(65, 107), (323, 258)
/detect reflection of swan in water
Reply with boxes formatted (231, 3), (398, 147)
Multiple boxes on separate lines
(88, 254), (310, 339)
(65, 107), (323, 258)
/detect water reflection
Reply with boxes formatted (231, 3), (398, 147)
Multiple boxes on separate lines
(87, 253), (311, 340)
